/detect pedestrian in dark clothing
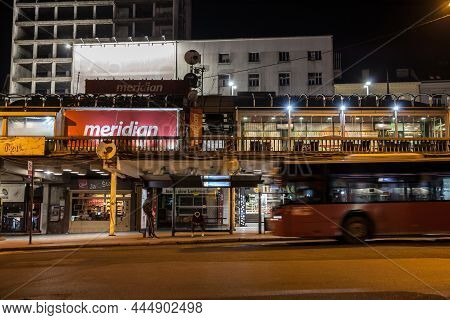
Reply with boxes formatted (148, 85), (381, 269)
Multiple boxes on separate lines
(191, 211), (205, 237)
(143, 198), (158, 239)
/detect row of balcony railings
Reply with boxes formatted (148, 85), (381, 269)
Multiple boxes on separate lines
(1, 93), (449, 109)
(46, 136), (450, 155)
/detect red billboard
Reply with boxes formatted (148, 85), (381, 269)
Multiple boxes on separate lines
(85, 80), (190, 95)
(64, 109), (179, 137)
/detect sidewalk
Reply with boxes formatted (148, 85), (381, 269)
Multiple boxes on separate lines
(0, 231), (297, 252)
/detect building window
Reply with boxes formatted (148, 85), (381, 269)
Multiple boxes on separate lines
(219, 53), (231, 64)
(279, 73), (291, 87)
(279, 52), (290, 62)
(248, 74), (260, 88)
(218, 74), (231, 88)
(308, 73), (323, 86)
(308, 51), (322, 61)
(249, 52), (260, 63)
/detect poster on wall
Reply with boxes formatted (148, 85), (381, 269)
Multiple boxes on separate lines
(0, 184), (26, 203)
(189, 108), (203, 146)
(64, 109), (179, 137)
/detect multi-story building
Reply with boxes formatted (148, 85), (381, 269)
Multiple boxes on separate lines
(69, 36), (335, 96)
(9, 0), (192, 95)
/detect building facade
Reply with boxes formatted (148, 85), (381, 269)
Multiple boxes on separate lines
(70, 36), (335, 96)
(10, 0), (192, 95)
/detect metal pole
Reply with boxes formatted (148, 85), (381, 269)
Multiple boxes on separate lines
(229, 188), (235, 234)
(258, 189), (262, 235)
(394, 110), (399, 138)
(341, 111), (346, 137)
(172, 187), (176, 237)
(109, 170), (117, 236)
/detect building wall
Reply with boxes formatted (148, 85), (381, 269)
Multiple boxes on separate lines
(177, 37), (334, 96)
(334, 82), (421, 97)
(71, 36), (335, 96)
(10, 0), (192, 95)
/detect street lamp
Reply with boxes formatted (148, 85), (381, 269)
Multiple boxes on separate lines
(363, 81), (372, 95)
(393, 105), (399, 138)
(340, 105), (346, 137)
(287, 105), (292, 144)
(229, 81), (237, 96)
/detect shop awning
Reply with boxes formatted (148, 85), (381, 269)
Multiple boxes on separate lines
(143, 175), (263, 188)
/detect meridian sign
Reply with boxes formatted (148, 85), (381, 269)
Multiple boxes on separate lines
(85, 80), (190, 95)
(64, 109), (179, 137)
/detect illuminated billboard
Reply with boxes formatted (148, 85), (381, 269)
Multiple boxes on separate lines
(64, 109), (179, 137)
(72, 42), (177, 93)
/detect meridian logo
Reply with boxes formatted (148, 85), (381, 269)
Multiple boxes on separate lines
(116, 82), (163, 94)
(83, 121), (159, 137)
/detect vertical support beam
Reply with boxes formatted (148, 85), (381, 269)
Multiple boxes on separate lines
(2, 118), (7, 136)
(171, 187), (176, 237)
(258, 189), (262, 235)
(446, 110), (450, 139)
(109, 170), (117, 236)
(394, 110), (399, 138)
(229, 188), (235, 234)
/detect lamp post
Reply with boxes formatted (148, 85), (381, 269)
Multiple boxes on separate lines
(287, 105), (292, 151)
(364, 81), (372, 96)
(229, 81), (237, 96)
(393, 105), (399, 138)
(340, 105), (346, 137)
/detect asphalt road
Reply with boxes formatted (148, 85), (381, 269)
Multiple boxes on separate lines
(1, 240), (450, 300)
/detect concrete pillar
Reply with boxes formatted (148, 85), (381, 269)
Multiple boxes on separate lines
(109, 170), (117, 236)
(40, 184), (50, 234)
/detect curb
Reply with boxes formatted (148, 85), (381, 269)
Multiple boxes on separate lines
(0, 237), (300, 253)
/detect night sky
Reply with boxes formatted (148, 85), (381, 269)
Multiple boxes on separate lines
(1, 0), (449, 91)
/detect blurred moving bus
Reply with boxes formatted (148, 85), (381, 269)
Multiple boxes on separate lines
(270, 161), (450, 243)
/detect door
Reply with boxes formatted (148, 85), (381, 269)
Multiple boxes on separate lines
(116, 198), (131, 232)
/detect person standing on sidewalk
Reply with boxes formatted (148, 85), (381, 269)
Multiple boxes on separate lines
(191, 211), (205, 237)
(143, 197), (158, 239)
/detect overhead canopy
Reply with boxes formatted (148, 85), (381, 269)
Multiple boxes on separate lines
(143, 175), (263, 189)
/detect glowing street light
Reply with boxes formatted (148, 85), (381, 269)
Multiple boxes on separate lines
(229, 81), (237, 96)
(363, 81), (372, 95)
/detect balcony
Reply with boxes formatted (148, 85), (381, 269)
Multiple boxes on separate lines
(45, 136), (450, 160)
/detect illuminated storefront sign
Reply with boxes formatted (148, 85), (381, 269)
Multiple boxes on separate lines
(85, 80), (190, 95)
(64, 109), (179, 137)
(0, 137), (46, 156)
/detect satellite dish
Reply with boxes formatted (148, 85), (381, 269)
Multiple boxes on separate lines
(184, 50), (201, 65)
(96, 140), (117, 160)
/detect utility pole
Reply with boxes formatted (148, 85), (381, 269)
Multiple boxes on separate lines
(27, 161), (34, 245)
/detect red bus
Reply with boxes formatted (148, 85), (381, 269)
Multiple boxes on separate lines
(270, 161), (450, 243)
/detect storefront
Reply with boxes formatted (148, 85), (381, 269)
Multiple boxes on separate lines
(68, 179), (134, 234)
(0, 184), (43, 234)
(238, 110), (448, 141)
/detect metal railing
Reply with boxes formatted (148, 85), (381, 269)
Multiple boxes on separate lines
(1, 93), (449, 108)
(45, 136), (450, 155)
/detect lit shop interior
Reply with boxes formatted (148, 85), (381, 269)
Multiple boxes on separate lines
(240, 114), (447, 138)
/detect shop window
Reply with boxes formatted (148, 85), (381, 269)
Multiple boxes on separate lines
(7, 117), (55, 137)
